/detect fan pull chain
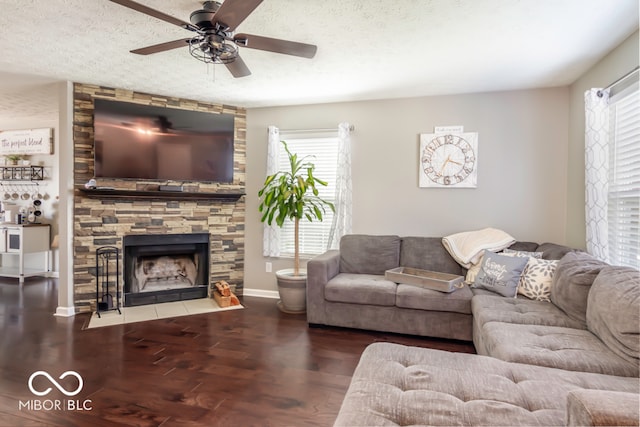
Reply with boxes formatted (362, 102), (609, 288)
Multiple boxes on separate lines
(206, 61), (216, 83)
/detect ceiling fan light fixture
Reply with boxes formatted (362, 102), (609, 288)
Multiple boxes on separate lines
(189, 36), (238, 64)
(109, 0), (316, 78)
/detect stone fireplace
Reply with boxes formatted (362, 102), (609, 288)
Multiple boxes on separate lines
(72, 83), (246, 313)
(123, 233), (210, 306)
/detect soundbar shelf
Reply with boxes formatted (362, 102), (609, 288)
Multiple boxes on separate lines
(78, 188), (245, 201)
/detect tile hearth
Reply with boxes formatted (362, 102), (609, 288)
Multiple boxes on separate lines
(86, 298), (244, 329)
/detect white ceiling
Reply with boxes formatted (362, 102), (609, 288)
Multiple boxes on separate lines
(0, 0), (637, 113)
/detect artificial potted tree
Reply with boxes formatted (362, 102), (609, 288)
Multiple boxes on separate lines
(258, 141), (334, 313)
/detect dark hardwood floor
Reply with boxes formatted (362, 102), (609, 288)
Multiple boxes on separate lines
(0, 278), (475, 426)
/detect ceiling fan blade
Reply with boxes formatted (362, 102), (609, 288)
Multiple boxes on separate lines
(108, 0), (195, 30)
(213, 0), (263, 31)
(131, 38), (192, 55)
(225, 56), (252, 78)
(234, 33), (317, 58)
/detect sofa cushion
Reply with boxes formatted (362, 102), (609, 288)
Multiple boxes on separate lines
(506, 241), (540, 253)
(472, 294), (585, 329)
(325, 273), (396, 306)
(339, 234), (400, 275)
(587, 265), (640, 366)
(399, 237), (464, 275)
(550, 251), (608, 326)
(479, 322), (639, 377)
(473, 251), (529, 297)
(536, 242), (576, 260)
(395, 284), (472, 314)
(334, 342), (640, 427)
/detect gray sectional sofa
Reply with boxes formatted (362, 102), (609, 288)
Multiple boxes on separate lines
(306, 234), (640, 426)
(307, 234), (574, 341)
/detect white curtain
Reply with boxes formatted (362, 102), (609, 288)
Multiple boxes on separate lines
(262, 125), (281, 257)
(584, 89), (610, 261)
(327, 122), (353, 249)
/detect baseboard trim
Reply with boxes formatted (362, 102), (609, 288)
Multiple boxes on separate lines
(54, 306), (76, 317)
(242, 288), (280, 299)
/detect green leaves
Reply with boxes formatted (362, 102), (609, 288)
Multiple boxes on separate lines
(257, 140), (335, 227)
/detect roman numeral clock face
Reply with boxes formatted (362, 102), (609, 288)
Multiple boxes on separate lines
(419, 133), (478, 188)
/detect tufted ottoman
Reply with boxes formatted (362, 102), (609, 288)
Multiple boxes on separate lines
(334, 342), (640, 426)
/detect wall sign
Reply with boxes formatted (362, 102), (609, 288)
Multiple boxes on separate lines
(0, 128), (53, 155)
(419, 126), (478, 188)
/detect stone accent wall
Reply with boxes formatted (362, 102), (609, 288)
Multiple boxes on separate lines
(73, 83), (246, 313)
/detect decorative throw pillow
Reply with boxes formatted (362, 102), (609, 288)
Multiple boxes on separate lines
(467, 250), (541, 285)
(464, 249), (544, 286)
(502, 249), (543, 259)
(473, 251), (529, 297)
(517, 258), (558, 301)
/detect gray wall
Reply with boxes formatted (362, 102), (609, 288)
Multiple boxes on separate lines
(245, 87), (570, 293)
(565, 31), (639, 248)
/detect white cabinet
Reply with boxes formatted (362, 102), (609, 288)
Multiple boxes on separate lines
(0, 224), (50, 283)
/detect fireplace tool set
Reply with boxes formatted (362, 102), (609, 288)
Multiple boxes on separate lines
(96, 246), (121, 317)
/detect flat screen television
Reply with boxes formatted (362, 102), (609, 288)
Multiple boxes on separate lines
(93, 99), (234, 182)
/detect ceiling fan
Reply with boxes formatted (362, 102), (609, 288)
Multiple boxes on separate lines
(108, 0), (317, 78)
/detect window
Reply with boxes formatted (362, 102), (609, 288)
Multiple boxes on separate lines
(607, 84), (640, 269)
(277, 135), (339, 257)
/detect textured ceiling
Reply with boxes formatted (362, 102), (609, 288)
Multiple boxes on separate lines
(0, 0), (637, 115)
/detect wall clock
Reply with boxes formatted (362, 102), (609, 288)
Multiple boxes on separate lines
(419, 132), (478, 188)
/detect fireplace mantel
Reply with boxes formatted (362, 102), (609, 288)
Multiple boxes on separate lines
(78, 187), (245, 202)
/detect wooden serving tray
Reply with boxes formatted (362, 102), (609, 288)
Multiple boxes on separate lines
(385, 267), (464, 293)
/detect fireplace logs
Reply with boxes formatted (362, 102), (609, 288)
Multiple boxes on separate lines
(209, 280), (240, 307)
(135, 255), (198, 291)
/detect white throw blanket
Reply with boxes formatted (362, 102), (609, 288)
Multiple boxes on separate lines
(442, 228), (515, 269)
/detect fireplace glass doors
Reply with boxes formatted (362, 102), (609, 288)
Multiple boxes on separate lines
(123, 233), (210, 306)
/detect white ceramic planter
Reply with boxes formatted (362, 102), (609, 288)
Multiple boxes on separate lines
(275, 268), (307, 314)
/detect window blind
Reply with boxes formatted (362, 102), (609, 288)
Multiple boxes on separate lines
(277, 136), (339, 256)
(608, 85), (640, 269)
